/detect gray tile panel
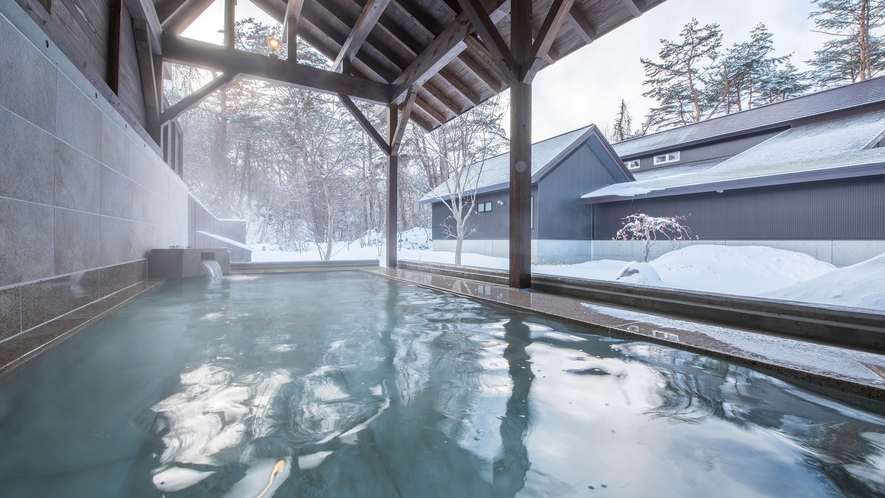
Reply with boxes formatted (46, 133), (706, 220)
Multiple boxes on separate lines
(0, 286), (21, 341)
(100, 165), (129, 219)
(100, 115), (130, 176)
(0, 107), (55, 204)
(0, 198), (54, 287)
(55, 76), (101, 160)
(100, 216), (135, 267)
(21, 270), (100, 331)
(0, 15), (56, 132)
(55, 141), (101, 214)
(55, 208), (101, 275)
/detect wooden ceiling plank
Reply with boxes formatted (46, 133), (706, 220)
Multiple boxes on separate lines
(441, 67), (481, 105)
(567, 5), (595, 44)
(410, 108), (436, 131)
(424, 79), (462, 115)
(162, 0), (215, 36)
(338, 93), (392, 154)
(333, 0), (393, 72)
(456, 0), (516, 82)
(621, 0), (642, 18)
(524, 0), (575, 82)
(160, 72), (239, 124)
(463, 34), (511, 88)
(163, 33), (393, 103)
(415, 93), (446, 124)
(457, 52), (501, 93)
(391, 0), (505, 99)
(391, 86), (417, 154)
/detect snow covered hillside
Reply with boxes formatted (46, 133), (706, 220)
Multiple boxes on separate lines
(764, 254), (885, 312)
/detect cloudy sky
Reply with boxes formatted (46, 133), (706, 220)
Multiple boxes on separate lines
(185, 0), (832, 141)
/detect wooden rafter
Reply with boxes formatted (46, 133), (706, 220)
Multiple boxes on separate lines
(123, 0), (162, 53)
(333, 0), (392, 72)
(457, 52), (502, 93)
(391, 87), (417, 155)
(107, 0), (123, 94)
(162, 0), (214, 36)
(621, 0), (642, 17)
(163, 33), (393, 103)
(462, 35), (510, 87)
(160, 72), (239, 124)
(338, 94), (392, 155)
(155, 0), (186, 22)
(456, 0), (516, 82)
(567, 5), (595, 44)
(441, 67), (480, 105)
(134, 18), (161, 141)
(524, 0), (575, 82)
(391, 0), (506, 100)
(283, 0), (305, 58)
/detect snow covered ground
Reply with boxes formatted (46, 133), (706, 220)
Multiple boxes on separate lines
(248, 231), (883, 312)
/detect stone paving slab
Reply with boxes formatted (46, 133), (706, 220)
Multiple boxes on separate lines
(365, 267), (885, 402)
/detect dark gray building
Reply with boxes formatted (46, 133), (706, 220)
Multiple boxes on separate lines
(425, 77), (885, 265)
(421, 126), (633, 263)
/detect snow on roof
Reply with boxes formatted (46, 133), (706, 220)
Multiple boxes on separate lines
(421, 125), (593, 203)
(583, 109), (885, 203)
(612, 77), (885, 158)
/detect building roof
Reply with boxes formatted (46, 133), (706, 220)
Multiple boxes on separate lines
(421, 124), (630, 203)
(583, 109), (885, 203)
(612, 77), (885, 159)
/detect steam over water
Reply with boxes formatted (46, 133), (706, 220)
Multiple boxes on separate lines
(0, 272), (885, 496)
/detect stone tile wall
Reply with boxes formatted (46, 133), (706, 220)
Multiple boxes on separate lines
(0, 7), (188, 368)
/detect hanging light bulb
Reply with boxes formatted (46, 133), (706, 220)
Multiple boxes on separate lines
(267, 37), (281, 54)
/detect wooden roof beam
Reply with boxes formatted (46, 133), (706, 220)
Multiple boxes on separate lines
(391, 87), (417, 154)
(134, 18), (161, 142)
(524, 0), (575, 82)
(463, 35), (511, 88)
(332, 0), (392, 72)
(124, 0), (162, 54)
(568, 5), (596, 44)
(160, 72), (239, 124)
(456, 0), (517, 83)
(338, 94), (392, 155)
(621, 0), (642, 18)
(441, 67), (481, 105)
(162, 0), (215, 36)
(391, 0), (506, 100)
(155, 0), (186, 23)
(283, 0), (306, 57)
(162, 33), (393, 103)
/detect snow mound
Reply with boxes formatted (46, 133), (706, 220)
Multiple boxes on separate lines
(649, 245), (836, 296)
(616, 262), (664, 286)
(764, 253), (885, 312)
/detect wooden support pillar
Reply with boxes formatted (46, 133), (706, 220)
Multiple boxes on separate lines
(107, 0), (122, 94)
(509, 0), (531, 288)
(224, 0), (236, 49)
(386, 103), (398, 269)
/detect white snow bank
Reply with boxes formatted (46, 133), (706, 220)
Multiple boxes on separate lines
(648, 245), (836, 296)
(764, 253), (885, 312)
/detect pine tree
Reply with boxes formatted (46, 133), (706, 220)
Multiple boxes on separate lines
(609, 99), (633, 143)
(807, 0), (885, 87)
(641, 19), (724, 129)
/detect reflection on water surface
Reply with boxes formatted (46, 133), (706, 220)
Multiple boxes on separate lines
(0, 272), (883, 497)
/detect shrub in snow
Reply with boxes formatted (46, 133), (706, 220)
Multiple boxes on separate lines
(614, 213), (697, 262)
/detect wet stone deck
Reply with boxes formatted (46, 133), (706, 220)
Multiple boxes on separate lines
(365, 267), (885, 403)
